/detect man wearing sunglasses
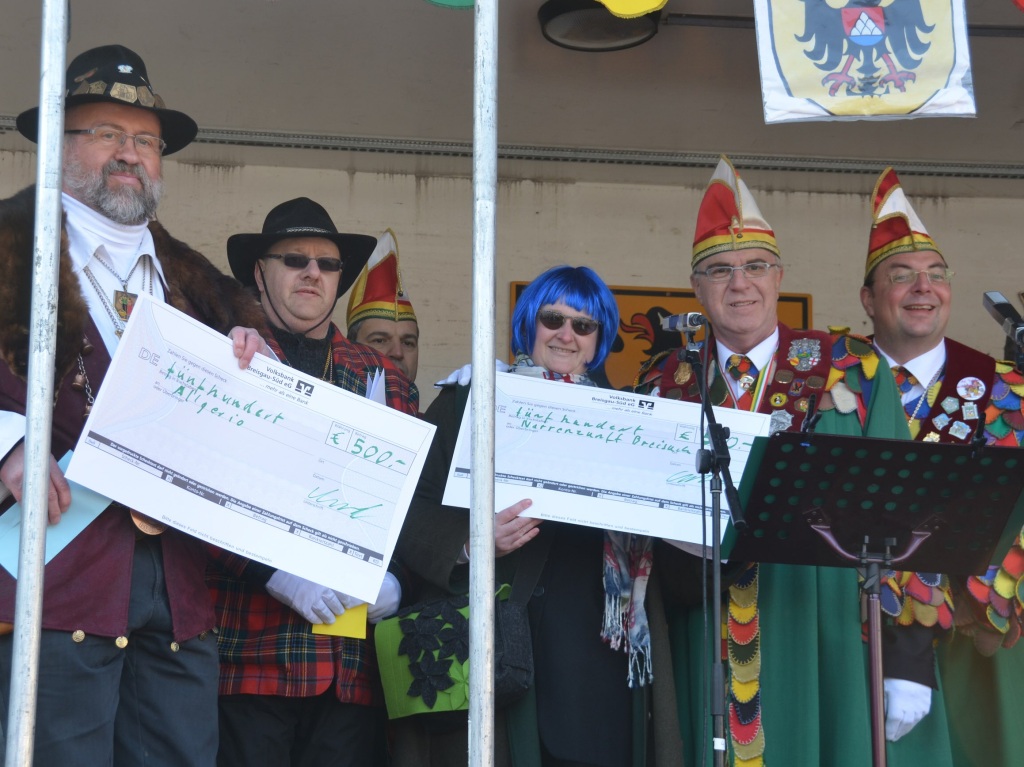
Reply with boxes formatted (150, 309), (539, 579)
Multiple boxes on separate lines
(634, 157), (957, 767)
(859, 169), (1024, 766)
(213, 197), (418, 766)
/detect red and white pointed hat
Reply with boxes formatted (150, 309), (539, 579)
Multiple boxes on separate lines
(346, 229), (417, 327)
(692, 156), (779, 268)
(865, 167), (943, 278)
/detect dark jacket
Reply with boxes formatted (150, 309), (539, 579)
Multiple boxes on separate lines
(393, 383), (687, 767)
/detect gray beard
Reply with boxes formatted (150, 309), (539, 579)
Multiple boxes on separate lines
(63, 156), (164, 225)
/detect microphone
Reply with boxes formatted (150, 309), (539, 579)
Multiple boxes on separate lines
(662, 312), (707, 333)
(982, 292), (1024, 347)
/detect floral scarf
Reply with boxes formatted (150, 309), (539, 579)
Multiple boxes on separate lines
(509, 354), (654, 686)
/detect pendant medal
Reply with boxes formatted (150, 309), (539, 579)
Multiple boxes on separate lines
(114, 289), (138, 321)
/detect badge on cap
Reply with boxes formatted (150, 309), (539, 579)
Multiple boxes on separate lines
(956, 377), (986, 401)
(118, 64), (133, 74)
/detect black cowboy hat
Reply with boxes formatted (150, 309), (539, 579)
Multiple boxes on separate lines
(16, 44), (197, 155)
(227, 198), (378, 298)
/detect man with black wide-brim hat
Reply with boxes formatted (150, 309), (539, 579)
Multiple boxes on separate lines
(210, 197), (417, 766)
(0, 44), (269, 765)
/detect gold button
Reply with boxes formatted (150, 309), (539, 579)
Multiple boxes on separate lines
(198, 631), (208, 640)
(170, 642), (180, 653)
(115, 636), (128, 649)
(72, 630), (85, 643)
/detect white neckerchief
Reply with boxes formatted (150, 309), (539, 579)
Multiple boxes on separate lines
(63, 193), (167, 354)
(877, 341), (946, 405)
(716, 328), (779, 405)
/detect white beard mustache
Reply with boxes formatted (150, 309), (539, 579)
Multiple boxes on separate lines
(63, 156), (164, 225)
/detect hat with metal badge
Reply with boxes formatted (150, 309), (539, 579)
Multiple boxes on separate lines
(692, 155), (779, 269)
(865, 167), (943, 278)
(16, 44), (198, 155)
(227, 197), (378, 298)
(346, 229), (418, 328)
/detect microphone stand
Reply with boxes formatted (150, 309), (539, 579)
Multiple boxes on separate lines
(683, 330), (745, 767)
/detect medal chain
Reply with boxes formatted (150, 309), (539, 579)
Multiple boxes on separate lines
(322, 344), (333, 382)
(82, 255), (152, 337)
(75, 353), (95, 417)
(90, 251), (142, 292)
(906, 366), (943, 425)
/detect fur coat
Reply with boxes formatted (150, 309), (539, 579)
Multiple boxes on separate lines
(0, 185), (267, 385)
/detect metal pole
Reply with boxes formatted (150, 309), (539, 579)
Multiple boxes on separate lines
(468, 1), (498, 766)
(5, 1), (69, 764)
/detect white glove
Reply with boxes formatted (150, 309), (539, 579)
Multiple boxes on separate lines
(331, 590), (364, 612)
(266, 570), (345, 624)
(883, 678), (931, 742)
(434, 359), (510, 388)
(329, 573), (402, 624)
(367, 572), (402, 624)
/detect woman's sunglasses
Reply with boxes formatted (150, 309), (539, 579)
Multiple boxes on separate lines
(536, 310), (600, 336)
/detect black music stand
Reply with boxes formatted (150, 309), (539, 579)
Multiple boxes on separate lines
(726, 430), (1024, 767)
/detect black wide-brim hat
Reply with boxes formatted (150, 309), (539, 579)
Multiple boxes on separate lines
(16, 44), (198, 156)
(227, 197), (378, 298)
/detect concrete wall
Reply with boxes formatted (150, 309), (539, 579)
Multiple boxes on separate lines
(3, 149), (1018, 409)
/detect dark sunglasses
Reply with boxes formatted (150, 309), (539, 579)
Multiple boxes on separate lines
(536, 310), (600, 336)
(263, 253), (343, 272)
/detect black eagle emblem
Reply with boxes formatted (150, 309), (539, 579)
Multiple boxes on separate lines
(797, 0), (934, 97)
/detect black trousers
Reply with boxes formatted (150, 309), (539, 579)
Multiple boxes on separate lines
(0, 537), (219, 766)
(217, 690), (383, 767)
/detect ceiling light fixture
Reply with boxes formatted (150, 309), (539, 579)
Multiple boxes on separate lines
(538, 0), (661, 52)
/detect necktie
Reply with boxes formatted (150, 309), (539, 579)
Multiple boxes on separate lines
(892, 366), (918, 395)
(727, 354), (758, 410)
(892, 366), (923, 419)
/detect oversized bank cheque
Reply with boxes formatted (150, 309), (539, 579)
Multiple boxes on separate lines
(66, 295), (435, 602)
(443, 373), (771, 543)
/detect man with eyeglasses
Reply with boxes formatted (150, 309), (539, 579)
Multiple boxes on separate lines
(0, 45), (270, 765)
(634, 157), (956, 767)
(212, 197), (417, 767)
(860, 168), (1024, 766)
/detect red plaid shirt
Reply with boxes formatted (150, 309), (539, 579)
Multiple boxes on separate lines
(208, 324), (417, 702)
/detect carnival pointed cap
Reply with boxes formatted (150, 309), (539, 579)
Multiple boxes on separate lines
(865, 167), (943, 277)
(692, 156), (779, 268)
(346, 229), (417, 327)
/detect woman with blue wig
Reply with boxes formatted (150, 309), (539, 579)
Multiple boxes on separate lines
(391, 265), (687, 767)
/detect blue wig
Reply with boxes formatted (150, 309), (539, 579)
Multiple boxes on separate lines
(510, 265), (619, 370)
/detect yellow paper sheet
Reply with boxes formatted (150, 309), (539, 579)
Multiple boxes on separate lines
(311, 603), (368, 639)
